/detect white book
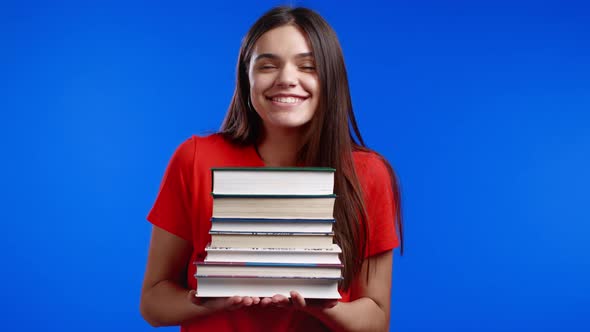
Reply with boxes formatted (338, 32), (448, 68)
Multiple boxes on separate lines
(195, 262), (342, 279)
(195, 277), (341, 299)
(212, 195), (336, 219)
(211, 167), (335, 195)
(209, 231), (334, 249)
(205, 244), (342, 264)
(210, 218), (335, 233)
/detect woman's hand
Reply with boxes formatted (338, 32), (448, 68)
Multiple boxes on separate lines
(188, 290), (261, 312)
(187, 290), (338, 312)
(258, 291), (338, 311)
(290, 291), (338, 311)
(259, 294), (291, 308)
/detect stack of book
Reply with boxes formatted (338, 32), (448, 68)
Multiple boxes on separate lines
(195, 167), (342, 299)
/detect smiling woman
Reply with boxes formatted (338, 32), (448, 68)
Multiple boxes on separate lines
(248, 25), (320, 131)
(140, 5), (403, 332)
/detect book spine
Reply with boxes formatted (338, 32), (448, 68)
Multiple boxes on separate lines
(211, 167), (336, 172)
(210, 168), (214, 193)
(196, 262), (343, 268)
(212, 194), (337, 198)
(209, 231), (334, 236)
(210, 217), (335, 223)
(195, 275), (343, 280)
(205, 246), (341, 252)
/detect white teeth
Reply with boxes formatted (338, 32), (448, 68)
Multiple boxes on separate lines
(272, 97), (302, 104)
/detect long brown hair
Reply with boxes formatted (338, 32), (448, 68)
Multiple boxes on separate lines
(220, 6), (403, 290)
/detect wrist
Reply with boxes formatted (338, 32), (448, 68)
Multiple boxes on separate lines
(302, 302), (342, 332)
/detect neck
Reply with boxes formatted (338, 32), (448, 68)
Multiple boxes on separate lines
(257, 126), (304, 167)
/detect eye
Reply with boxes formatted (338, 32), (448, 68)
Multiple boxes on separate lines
(300, 63), (316, 71)
(259, 64), (277, 70)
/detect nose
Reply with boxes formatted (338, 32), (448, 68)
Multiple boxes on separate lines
(276, 65), (297, 88)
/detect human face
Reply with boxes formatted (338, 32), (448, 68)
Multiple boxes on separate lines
(248, 25), (320, 133)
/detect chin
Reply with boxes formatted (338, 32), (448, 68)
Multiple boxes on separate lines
(265, 113), (314, 130)
(271, 122), (309, 130)
(277, 118), (314, 129)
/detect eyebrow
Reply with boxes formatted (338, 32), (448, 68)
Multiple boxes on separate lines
(254, 52), (313, 61)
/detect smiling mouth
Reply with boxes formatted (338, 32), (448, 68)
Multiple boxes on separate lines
(267, 96), (308, 104)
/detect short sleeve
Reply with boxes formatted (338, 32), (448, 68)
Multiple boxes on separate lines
(146, 137), (196, 242)
(360, 154), (400, 257)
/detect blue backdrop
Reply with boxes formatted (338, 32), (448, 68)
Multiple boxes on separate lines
(1, 1), (588, 331)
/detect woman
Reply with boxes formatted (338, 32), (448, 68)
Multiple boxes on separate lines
(140, 6), (403, 332)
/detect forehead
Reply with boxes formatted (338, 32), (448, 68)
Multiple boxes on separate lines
(252, 25), (312, 56)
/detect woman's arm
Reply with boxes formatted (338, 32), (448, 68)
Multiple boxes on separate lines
(292, 250), (393, 332)
(139, 226), (259, 327)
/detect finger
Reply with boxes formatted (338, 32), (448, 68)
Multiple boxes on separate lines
(252, 297), (261, 305)
(188, 290), (200, 305)
(271, 294), (282, 304)
(242, 296), (254, 306)
(273, 294), (290, 308)
(324, 300), (338, 309)
(260, 297), (273, 307)
(231, 296), (243, 305)
(227, 296), (244, 310)
(290, 291), (306, 307)
(228, 296), (243, 308)
(187, 289), (197, 299)
(274, 294), (290, 303)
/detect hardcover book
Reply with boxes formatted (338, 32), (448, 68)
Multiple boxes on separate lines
(211, 167), (335, 195)
(210, 217), (335, 233)
(195, 261), (343, 278)
(209, 231), (335, 249)
(195, 277), (341, 299)
(212, 195), (336, 219)
(204, 243), (342, 264)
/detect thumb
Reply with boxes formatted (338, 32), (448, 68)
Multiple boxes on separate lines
(188, 289), (200, 305)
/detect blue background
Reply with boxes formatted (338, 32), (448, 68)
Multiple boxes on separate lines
(1, 0), (588, 331)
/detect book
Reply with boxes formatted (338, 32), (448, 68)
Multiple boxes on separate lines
(211, 167), (335, 195)
(204, 244), (342, 264)
(195, 262), (342, 278)
(210, 217), (335, 233)
(212, 195), (336, 219)
(195, 276), (341, 299)
(209, 231), (335, 249)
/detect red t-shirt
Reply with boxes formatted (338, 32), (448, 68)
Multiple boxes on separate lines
(147, 134), (399, 331)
